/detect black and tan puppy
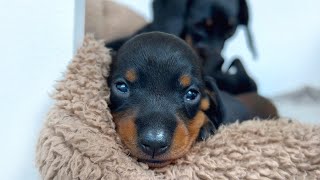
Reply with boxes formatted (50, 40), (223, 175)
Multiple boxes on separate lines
(108, 32), (277, 168)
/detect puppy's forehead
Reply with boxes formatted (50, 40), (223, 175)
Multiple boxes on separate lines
(115, 32), (201, 78)
(120, 56), (197, 87)
(189, 0), (239, 23)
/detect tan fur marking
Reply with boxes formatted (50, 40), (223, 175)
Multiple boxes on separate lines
(200, 98), (210, 111)
(113, 112), (139, 155)
(205, 89), (217, 106)
(171, 120), (189, 153)
(188, 111), (207, 139)
(169, 111), (207, 159)
(179, 75), (191, 87)
(125, 69), (137, 82)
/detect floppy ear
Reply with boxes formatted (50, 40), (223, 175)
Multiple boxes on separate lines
(238, 0), (257, 58)
(203, 76), (226, 128)
(238, 0), (249, 26)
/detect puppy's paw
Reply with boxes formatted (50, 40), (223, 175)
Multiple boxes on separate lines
(197, 120), (216, 141)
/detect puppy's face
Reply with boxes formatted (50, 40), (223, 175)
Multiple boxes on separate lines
(108, 32), (214, 167)
(185, 0), (241, 53)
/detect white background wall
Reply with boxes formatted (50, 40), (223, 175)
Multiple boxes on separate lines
(225, 0), (320, 96)
(0, 0), (84, 179)
(0, 0), (319, 179)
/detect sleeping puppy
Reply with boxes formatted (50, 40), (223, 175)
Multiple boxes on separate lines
(107, 32), (277, 168)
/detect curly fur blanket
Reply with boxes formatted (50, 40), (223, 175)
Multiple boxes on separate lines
(85, 0), (146, 42)
(35, 35), (320, 179)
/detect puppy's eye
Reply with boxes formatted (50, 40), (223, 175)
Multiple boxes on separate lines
(115, 82), (129, 93)
(185, 89), (200, 101)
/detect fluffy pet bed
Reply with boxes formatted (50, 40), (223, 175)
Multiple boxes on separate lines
(35, 35), (320, 179)
(85, 0), (146, 42)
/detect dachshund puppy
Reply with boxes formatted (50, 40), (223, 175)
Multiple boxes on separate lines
(107, 32), (277, 168)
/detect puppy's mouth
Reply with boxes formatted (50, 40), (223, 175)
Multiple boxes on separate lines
(139, 158), (173, 168)
(137, 148), (191, 168)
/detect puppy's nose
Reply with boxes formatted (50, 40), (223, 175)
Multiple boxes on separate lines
(139, 129), (170, 157)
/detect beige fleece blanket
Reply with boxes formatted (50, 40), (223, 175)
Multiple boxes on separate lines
(35, 35), (320, 179)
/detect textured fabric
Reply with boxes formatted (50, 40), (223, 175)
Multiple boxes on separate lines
(35, 35), (320, 179)
(85, 0), (146, 42)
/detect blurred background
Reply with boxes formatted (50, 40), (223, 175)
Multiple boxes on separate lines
(0, 0), (319, 179)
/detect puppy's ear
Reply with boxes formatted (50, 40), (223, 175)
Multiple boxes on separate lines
(238, 0), (257, 58)
(238, 0), (249, 26)
(203, 76), (226, 128)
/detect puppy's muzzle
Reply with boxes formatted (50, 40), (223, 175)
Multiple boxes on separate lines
(139, 128), (171, 157)
(136, 112), (176, 158)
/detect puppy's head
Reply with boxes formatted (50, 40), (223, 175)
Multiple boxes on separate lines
(184, 0), (255, 56)
(108, 32), (221, 167)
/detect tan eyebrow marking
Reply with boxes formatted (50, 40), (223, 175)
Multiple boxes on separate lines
(200, 98), (210, 111)
(125, 69), (137, 82)
(179, 74), (191, 87)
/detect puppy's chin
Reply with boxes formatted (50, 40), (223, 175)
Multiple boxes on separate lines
(136, 152), (186, 168)
(138, 159), (173, 168)
(127, 145), (193, 168)
(129, 150), (187, 168)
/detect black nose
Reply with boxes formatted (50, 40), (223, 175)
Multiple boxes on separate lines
(139, 129), (170, 158)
